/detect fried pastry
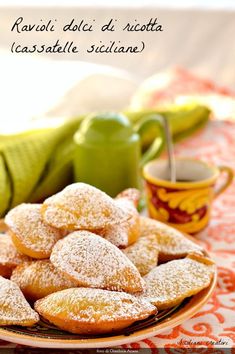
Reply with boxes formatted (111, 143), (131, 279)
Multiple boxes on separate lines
(116, 188), (141, 208)
(0, 233), (31, 278)
(41, 183), (129, 232)
(11, 260), (78, 301)
(5, 204), (63, 259)
(35, 287), (156, 334)
(50, 231), (144, 293)
(140, 216), (204, 262)
(0, 265), (12, 279)
(0, 276), (39, 326)
(141, 254), (215, 310)
(123, 235), (159, 276)
(97, 198), (140, 248)
(0, 220), (7, 232)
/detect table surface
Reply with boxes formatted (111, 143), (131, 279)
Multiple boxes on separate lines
(123, 119), (235, 350)
(122, 119), (235, 350)
(0, 119), (234, 351)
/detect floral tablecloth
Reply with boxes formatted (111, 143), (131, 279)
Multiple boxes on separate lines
(123, 120), (235, 351)
(0, 120), (234, 352)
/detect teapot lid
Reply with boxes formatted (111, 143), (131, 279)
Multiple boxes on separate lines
(74, 112), (135, 144)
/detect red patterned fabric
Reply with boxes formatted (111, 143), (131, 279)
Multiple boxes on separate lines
(123, 120), (235, 350)
(147, 67), (235, 107)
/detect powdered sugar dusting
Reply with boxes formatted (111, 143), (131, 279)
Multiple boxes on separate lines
(35, 287), (156, 324)
(50, 231), (144, 293)
(0, 233), (31, 267)
(0, 276), (39, 325)
(140, 216), (203, 258)
(5, 204), (62, 256)
(42, 183), (130, 231)
(98, 224), (129, 248)
(123, 235), (159, 276)
(97, 198), (140, 248)
(115, 188), (141, 208)
(141, 256), (215, 309)
(11, 260), (78, 301)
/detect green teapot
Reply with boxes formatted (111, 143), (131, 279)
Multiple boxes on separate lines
(73, 112), (164, 197)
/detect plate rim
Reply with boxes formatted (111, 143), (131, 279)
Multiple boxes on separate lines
(0, 226), (217, 348)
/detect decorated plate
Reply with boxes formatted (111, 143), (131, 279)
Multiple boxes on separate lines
(0, 221), (216, 349)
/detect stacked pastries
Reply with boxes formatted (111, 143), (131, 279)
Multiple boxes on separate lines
(0, 183), (215, 335)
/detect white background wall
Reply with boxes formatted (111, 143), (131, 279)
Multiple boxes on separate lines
(0, 2), (234, 131)
(1, 5), (234, 86)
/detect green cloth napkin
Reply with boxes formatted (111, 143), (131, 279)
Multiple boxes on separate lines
(0, 119), (82, 217)
(30, 137), (76, 203)
(125, 104), (210, 145)
(0, 155), (11, 216)
(125, 104), (210, 159)
(0, 105), (210, 217)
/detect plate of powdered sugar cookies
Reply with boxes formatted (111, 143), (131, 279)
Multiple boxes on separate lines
(0, 183), (216, 348)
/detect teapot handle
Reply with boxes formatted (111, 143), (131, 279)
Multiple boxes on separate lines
(134, 114), (165, 168)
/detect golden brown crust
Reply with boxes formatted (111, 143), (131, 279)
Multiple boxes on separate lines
(11, 260), (78, 301)
(41, 183), (130, 232)
(0, 276), (39, 326)
(123, 235), (159, 276)
(50, 231), (145, 293)
(115, 188), (141, 208)
(0, 220), (7, 233)
(97, 198), (140, 248)
(141, 256), (215, 310)
(186, 253), (215, 266)
(140, 216), (204, 262)
(5, 204), (63, 259)
(0, 265), (12, 279)
(0, 233), (31, 278)
(35, 288), (156, 334)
